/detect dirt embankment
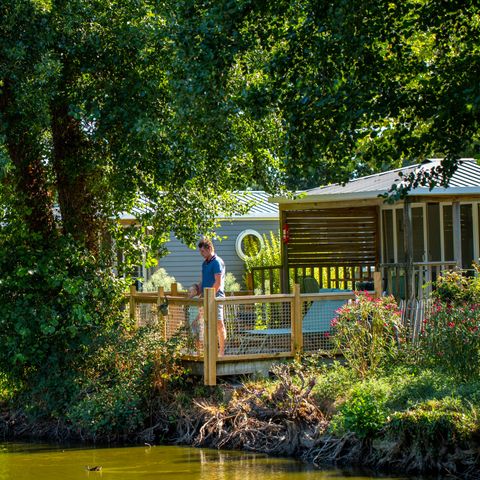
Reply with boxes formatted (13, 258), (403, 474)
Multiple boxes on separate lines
(2, 366), (480, 479)
(165, 368), (480, 479)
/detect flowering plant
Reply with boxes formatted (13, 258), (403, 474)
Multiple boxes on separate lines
(419, 267), (480, 380)
(331, 292), (405, 377)
(420, 300), (480, 380)
(432, 269), (480, 305)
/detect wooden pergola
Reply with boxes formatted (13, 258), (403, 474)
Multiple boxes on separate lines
(280, 203), (379, 292)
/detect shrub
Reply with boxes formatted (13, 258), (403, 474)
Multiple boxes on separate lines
(0, 231), (127, 411)
(330, 381), (389, 438)
(143, 268), (182, 292)
(331, 293), (406, 377)
(431, 265), (480, 305)
(66, 325), (187, 440)
(419, 300), (480, 380)
(224, 272), (241, 293)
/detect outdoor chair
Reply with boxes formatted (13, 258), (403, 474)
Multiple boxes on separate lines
(238, 285), (350, 354)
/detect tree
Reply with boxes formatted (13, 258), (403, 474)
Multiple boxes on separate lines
(0, 0), (277, 399)
(0, 0), (271, 258)
(166, 0), (480, 192)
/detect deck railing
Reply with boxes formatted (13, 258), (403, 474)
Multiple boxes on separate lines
(248, 261), (472, 299)
(127, 284), (357, 385)
(247, 264), (376, 294)
(246, 265), (282, 294)
(381, 261), (459, 299)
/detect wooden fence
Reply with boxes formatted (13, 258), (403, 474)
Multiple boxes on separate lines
(126, 271), (447, 385)
(127, 274), (384, 385)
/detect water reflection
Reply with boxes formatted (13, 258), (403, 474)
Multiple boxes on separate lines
(0, 443), (431, 480)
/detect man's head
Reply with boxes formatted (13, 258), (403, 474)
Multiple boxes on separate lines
(198, 238), (214, 260)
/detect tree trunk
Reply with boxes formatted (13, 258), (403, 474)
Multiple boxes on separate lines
(0, 80), (55, 239)
(51, 101), (105, 254)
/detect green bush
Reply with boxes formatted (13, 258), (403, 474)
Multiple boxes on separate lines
(0, 230), (127, 412)
(143, 268), (182, 292)
(331, 293), (406, 377)
(66, 325), (187, 440)
(431, 266), (480, 305)
(224, 272), (241, 293)
(330, 381), (389, 438)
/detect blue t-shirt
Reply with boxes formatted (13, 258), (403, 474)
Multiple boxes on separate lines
(201, 254), (225, 297)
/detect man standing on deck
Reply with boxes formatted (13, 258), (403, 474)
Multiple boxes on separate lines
(198, 238), (226, 356)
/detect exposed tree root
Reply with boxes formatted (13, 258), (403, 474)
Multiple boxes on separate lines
(173, 365), (328, 458)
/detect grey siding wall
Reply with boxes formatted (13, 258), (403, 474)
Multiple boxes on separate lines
(156, 219), (279, 290)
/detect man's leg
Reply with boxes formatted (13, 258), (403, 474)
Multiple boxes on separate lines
(217, 305), (226, 356)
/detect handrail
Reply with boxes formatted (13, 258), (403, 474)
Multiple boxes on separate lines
(126, 282), (367, 386)
(247, 265), (282, 294)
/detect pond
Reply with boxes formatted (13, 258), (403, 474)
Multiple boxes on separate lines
(0, 442), (436, 480)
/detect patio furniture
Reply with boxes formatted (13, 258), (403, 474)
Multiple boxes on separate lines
(238, 286), (349, 353)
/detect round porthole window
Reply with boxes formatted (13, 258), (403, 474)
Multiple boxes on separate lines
(235, 229), (264, 260)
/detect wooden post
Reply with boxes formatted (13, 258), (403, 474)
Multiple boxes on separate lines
(246, 271), (254, 292)
(129, 285), (137, 324)
(403, 200), (414, 299)
(171, 282), (178, 296)
(280, 210), (290, 293)
(374, 271), (382, 298)
(452, 201), (462, 269)
(386, 268), (391, 296)
(203, 287), (217, 386)
(292, 283), (303, 356)
(157, 286), (167, 341)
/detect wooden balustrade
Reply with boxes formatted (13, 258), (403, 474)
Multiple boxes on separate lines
(126, 274), (387, 385)
(381, 261), (459, 299)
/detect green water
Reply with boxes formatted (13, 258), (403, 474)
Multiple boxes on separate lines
(0, 443), (428, 480)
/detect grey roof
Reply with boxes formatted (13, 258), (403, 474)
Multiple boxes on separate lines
(272, 158), (480, 204)
(223, 191), (279, 219)
(120, 190), (278, 221)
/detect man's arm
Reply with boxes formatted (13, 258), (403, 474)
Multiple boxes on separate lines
(213, 273), (222, 293)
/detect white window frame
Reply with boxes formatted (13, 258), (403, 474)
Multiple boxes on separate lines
(235, 229), (265, 260)
(380, 203), (427, 263)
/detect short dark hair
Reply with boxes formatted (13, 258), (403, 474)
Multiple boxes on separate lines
(198, 238), (214, 250)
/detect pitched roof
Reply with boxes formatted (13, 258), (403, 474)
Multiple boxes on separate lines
(222, 191), (279, 219)
(272, 158), (480, 204)
(120, 190), (278, 221)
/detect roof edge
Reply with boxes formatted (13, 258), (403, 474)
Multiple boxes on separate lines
(270, 186), (480, 204)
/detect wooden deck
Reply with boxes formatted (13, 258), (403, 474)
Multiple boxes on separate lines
(128, 282), (367, 385)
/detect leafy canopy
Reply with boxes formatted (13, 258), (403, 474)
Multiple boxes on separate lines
(167, 0), (480, 192)
(0, 0), (279, 259)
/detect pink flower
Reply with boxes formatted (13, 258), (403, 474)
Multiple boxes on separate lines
(448, 322), (455, 328)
